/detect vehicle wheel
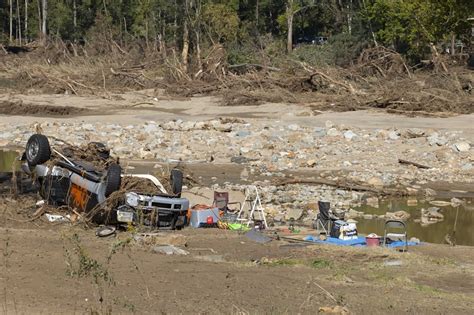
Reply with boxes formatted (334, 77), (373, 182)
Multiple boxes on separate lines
(25, 134), (51, 166)
(88, 142), (110, 160)
(104, 164), (122, 197)
(170, 169), (183, 197)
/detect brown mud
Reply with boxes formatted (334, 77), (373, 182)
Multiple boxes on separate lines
(0, 100), (90, 117)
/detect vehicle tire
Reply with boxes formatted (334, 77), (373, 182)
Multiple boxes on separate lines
(104, 164), (122, 197)
(88, 142), (110, 160)
(170, 169), (183, 197)
(96, 226), (116, 237)
(468, 53), (474, 70)
(25, 134), (51, 166)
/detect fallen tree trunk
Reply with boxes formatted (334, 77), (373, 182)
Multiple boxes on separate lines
(275, 177), (407, 196)
(398, 159), (431, 169)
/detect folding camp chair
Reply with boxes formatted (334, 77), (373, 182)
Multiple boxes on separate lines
(314, 201), (335, 234)
(383, 220), (408, 251)
(212, 191), (241, 214)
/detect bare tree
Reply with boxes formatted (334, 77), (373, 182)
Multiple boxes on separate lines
(17, 0), (22, 44)
(9, 0), (13, 43)
(286, 0), (317, 53)
(24, 0), (28, 43)
(73, 0), (77, 31)
(181, 0), (190, 72)
(182, 19), (189, 72)
(41, 0), (47, 43)
(37, 0), (42, 38)
(347, 0), (353, 35)
(286, 0), (294, 53)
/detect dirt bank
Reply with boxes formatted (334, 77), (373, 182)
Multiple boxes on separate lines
(1, 221), (473, 314)
(0, 99), (90, 117)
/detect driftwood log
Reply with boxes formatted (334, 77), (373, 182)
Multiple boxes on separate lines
(275, 177), (407, 196)
(398, 159), (431, 169)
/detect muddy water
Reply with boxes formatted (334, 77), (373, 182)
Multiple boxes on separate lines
(356, 198), (474, 246)
(0, 149), (20, 172)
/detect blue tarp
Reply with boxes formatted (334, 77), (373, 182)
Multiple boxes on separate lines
(304, 235), (420, 247)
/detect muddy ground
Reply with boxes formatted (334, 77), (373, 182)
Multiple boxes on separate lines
(1, 64), (474, 313)
(1, 210), (474, 314)
(0, 97), (473, 314)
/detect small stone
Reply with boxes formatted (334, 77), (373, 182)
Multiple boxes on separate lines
(139, 148), (154, 159)
(367, 177), (384, 189)
(287, 124), (300, 131)
(453, 142), (470, 152)
(273, 214), (284, 222)
(306, 159), (317, 167)
(286, 208), (305, 220)
(450, 197), (463, 207)
(343, 161), (352, 167)
(423, 207), (443, 220)
(314, 127), (326, 137)
(82, 123), (94, 131)
(388, 130), (400, 140)
(345, 209), (362, 219)
(231, 156), (249, 164)
(365, 197), (379, 208)
(427, 133), (448, 146)
(325, 120), (334, 128)
(236, 130), (251, 137)
(385, 211), (410, 220)
(144, 124), (158, 133)
(153, 245), (189, 256)
(240, 168), (249, 180)
(405, 128), (425, 138)
(363, 214), (374, 220)
(429, 200), (451, 207)
(327, 128), (341, 137)
(343, 130), (357, 140)
(461, 163), (473, 171)
(304, 202), (319, 211)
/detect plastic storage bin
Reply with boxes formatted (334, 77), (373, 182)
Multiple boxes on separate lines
(189, 208), (220, 228)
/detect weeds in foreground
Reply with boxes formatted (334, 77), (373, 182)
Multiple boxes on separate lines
(263, 257), (332, 269)
(62, 232), (148, 313)
(63, 233), (114, 286)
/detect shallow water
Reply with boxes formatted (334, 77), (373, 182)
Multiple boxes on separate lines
(0, 149), (20, 172)
(355, 198), (474, 246)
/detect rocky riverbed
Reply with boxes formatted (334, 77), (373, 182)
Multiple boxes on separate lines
(1, 117), (472, 183)
(1, 117), (472, 226)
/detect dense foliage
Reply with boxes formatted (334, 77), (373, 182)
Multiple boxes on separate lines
(0, 0), (473, 64)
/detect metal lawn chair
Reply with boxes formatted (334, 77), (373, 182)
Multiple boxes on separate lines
(212, 191), (241, 214)
(383, 220), (408, 252)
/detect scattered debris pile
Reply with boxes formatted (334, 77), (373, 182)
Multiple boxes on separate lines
(1, 44), (472, 116)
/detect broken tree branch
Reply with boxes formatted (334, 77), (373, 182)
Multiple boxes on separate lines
(398, 159), (431, 169)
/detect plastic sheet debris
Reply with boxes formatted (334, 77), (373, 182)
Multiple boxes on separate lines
(245, 229), (272, 244)
(45, 213), (70, 222)
(153, 245), (189, 256)
(194, 255), (226, 263)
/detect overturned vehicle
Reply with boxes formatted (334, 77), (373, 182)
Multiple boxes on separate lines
(22, 134), (189, 229)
